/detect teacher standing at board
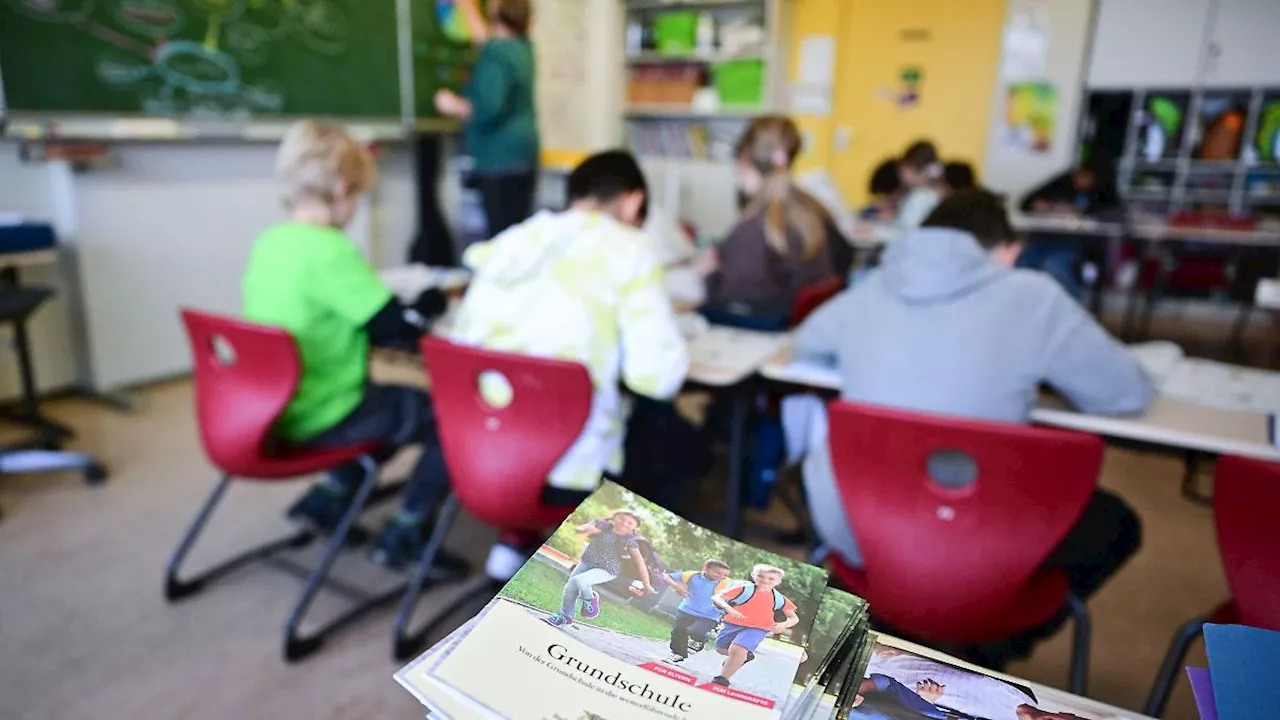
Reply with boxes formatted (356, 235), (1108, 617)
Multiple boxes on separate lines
(435, 0), (540, 238)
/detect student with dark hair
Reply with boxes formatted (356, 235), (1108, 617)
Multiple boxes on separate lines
(943, 161), (978, 192)
(895, 140), (944, 230)
(789, 189), (1152, 664)
(452, 149), (696, 580)
(861, 159), (903, 221)
(435, 0), (540, 238)
(1017, 155), (1122, 300)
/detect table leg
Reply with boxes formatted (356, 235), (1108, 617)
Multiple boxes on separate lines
(1180, 451), (1212, 506)
(724, 390), (750, 540)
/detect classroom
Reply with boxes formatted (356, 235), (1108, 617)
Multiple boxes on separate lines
(0, 0), (1277, 718)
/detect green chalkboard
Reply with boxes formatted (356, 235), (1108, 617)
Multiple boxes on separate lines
(0, 0), (402, 118)
(410, 0), (482, 120)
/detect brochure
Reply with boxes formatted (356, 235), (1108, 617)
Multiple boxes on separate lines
(400, 481), (833, 719)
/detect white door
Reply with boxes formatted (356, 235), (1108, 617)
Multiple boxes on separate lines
(1203, 0), (1280, 88)
(1087, 0), (1214, 88)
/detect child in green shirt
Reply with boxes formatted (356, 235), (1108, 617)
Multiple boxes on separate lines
(242, 120), (460, 571)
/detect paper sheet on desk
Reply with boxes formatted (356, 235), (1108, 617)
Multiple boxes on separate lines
(380, 265), (471, 303)
(688, 325), (786, 381)
(1128, 342), (1280, 416)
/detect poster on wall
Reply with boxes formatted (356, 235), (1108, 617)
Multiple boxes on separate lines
(1002, 81), (1058, 153)
(1001, 0), (1049, 81)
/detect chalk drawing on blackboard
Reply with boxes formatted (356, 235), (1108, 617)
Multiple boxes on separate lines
(115, 0), (186, 37)
(5, 0), (91, 23)
(435, 0), (472, 44)
(9, 0), (346, 117)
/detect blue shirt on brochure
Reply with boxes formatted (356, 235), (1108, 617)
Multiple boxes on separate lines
(666, 571), (731, 621)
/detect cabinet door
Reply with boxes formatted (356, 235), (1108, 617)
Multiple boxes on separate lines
(1205, 0), (1280, 87)
(1087, 0), (1213, 88)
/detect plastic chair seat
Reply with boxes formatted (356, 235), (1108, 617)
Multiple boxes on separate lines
(232, 441), (383, 482)
(828, 555), (1071, 645)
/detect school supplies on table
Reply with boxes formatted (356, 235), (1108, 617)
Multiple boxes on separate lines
(396, 481), (868, 719)
(1186, 667), (1218, 720)
(394, 483), (1141, 720)
(1201, 624), (1280, 720)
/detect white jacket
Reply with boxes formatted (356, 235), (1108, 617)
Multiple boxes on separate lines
(450, 209), (690, 491)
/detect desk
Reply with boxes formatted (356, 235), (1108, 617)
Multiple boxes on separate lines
(759, 346), (1280, 464)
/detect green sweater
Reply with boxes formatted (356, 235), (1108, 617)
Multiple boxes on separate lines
(465, 37), (539, 174)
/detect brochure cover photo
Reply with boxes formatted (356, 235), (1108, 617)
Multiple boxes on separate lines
(854, 638), (1119, 720)
(423, 481), (830, 719)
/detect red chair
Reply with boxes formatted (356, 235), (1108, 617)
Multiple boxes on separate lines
(391, 336), (593, 659)
(166, 309), (404, 662)
(1143, 455), (1280, 717)
(791, 276), (846, 326)
(825, 400), (1103, 694)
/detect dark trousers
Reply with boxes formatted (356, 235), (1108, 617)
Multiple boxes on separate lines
(541, 398), (708, 515)
(1044, 488), (1143, 600)
(305, 384), (450, 517)
(620, 397), (710, 512)
(475, 170), (536, 239)
(670, 611), (719, 657)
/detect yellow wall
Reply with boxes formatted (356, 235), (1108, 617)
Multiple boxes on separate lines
(788, 0), (846, 174)
(791, 0), (1007, 205)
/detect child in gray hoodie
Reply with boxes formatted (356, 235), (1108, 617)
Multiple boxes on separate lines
(793, 190), (1152, 601)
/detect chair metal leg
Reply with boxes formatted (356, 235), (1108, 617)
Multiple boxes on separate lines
(1066, 594), (1091, 697)
(164, 474), (314, 602)
(283, 455), (399, 663)
(724, 390), (750, 540)
(1228, 303), (1253, 363)
(393, 493), (465, 661)
(1142, 617), (1206, 718)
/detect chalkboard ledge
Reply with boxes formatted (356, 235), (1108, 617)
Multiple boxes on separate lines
(2, 114), (462, 142)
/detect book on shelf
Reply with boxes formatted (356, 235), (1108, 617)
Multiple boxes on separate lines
(394, 481), (1129, 719)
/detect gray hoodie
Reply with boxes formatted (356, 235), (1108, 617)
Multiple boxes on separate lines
(793, 227), (1154, 567)
(793, 226), (1154, 423)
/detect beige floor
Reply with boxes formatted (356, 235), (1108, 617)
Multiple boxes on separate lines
(0, 380), (1225, 719)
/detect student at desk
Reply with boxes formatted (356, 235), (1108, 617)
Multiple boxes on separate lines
(1016, 155), (1121, 300)
(450, 150), (697, 580)
(791, 190), (1153, 662)
(697, 115), (853, 328)
(242, 121), (457, 571)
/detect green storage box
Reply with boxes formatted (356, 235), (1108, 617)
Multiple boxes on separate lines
(654, 11), (698, 54)
(712, 59), (765, 107)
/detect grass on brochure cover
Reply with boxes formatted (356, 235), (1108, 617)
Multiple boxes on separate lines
(502, 559), (673, 641)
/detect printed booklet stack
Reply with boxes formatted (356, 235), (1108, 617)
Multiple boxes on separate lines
(395, 481), (1130, 720)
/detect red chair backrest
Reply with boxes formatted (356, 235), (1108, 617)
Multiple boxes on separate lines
(1214, 455), (1280, 630)
(421, 336), (593, 531)
(791, 276), (845, 326)
(826, 400), (1103, 637)
(181, 309), (301, 478)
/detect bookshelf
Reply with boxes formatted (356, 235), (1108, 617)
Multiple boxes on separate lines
(1078, 86), (1280, 219)
(622, 0), (791, 162)
(620, 0), (791, 237)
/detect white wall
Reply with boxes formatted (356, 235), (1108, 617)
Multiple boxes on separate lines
(983, 0), (1096, 202)
(9, 142), (419, 392)
(0, 146), (81, 396)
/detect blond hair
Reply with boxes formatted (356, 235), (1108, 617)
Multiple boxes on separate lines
(735, 115), (833, 260)
(275, 120), (376, 209)
(751, 563), (785, 582)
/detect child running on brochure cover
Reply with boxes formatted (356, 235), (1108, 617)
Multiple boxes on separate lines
(545, 510), (655, 627)
(710, 564), (800, 687)
(660, 559), (734, 663)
